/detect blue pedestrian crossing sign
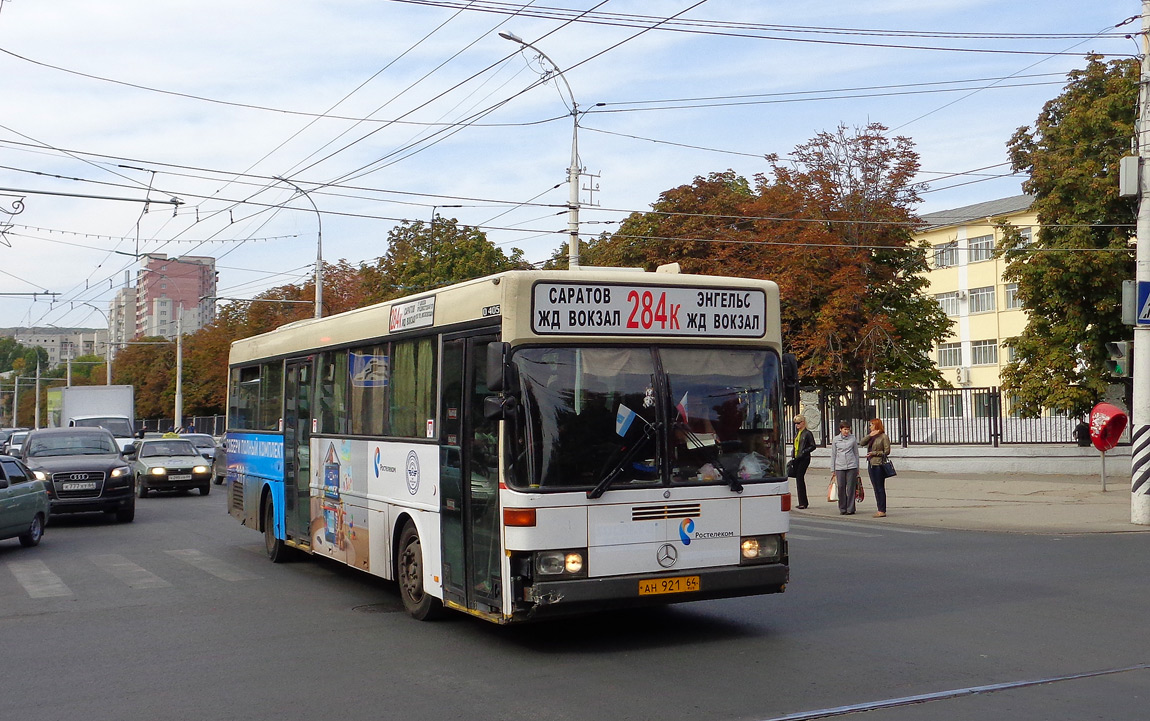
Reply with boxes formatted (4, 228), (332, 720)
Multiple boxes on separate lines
(1140, 281), (1150, 325)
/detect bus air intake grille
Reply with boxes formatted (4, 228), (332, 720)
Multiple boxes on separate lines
(229, 481), (243, 513)
(631, 503), (701, 521)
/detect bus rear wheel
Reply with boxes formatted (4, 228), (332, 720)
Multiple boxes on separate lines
(396, 521), (443, 621)
(263, 497), (289, 563)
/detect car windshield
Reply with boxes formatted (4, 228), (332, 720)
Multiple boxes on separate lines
(508, 346), (783, 492)
(72, 418), (134, 437)
(10, 432), (27, 444)
(26, 434), (118, 457)
(182, 435), (215, 449)
(140, 441), (199, 458)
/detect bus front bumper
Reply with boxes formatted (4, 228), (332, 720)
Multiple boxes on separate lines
(520, 563), (788, 619)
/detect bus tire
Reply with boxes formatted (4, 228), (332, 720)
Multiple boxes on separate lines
(396, 520), (443, 621)
(263, 496), (289, 563)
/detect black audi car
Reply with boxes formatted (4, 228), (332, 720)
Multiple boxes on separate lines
(19, 427), (136, 523)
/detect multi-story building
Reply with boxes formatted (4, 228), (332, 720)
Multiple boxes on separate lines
(131, 254), (216, 341)
(916, 195), (1036, 390)
(108, 283), (137, 350)
(12, 328), (110, 368)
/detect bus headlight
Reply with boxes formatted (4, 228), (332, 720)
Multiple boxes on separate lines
(740, 534), (784, 564)
(534, 549), (587, 578)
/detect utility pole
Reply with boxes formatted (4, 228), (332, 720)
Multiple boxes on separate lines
(34, 360), (40, 430)
(12, 376), (19, 427)
(174, 306), (183, 432)
(1133, 1), (1150, 525)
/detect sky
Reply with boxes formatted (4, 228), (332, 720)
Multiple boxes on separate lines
(0, 0), (1139, 330)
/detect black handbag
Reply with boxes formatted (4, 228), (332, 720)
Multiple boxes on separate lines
(881, 459), (896, 478)
(785, 459), (795, 477)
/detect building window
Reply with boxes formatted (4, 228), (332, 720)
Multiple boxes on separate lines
(934, 242), (959, 268)
(969, 286), (995, 313)
(1018, 227), (1032, 245)
(968, 234), (994, 263)
(1004, 283), (1023, 309)
(971, 339), (998, 365)
(938, 342), (962, 367)
(936, 292), (960, 316)
(1004, 343), (1016, 363)
(938, 394), (964, 418)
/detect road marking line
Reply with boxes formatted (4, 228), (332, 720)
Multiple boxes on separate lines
(757, 663), (1150, 721)
(90, 554), (172, 589)
(785, 533), (823, 541)
(787, 524), (880, 538)
(795, 518), (938, 534)
(5, 560), (72, 598)
(165, 549), (260, 581)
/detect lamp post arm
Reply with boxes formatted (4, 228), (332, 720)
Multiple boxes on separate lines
(274, 176), (324, 318)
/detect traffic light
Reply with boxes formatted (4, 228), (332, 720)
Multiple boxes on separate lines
(1106, 341), (1133, 377)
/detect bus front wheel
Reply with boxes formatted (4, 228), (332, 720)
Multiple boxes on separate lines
(263, 497), (289, 563)
(396, 521), (443, 621)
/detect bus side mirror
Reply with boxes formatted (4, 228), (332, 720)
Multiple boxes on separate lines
(487, 342), (511, 393)
(782, 353), (799, 408)
(484, 395), (518, 422)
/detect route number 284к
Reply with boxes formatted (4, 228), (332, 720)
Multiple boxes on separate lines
(626, 290), (681, 331)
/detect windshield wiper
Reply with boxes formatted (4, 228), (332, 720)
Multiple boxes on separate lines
(588, 422), (658, 500)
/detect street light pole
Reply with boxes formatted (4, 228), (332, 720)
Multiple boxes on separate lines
(174, 304), (183, 432)
(500, 31), (583, 269)
(275, 176), (324, 318)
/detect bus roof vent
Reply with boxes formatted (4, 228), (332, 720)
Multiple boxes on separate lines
(655, 262), (681, 274)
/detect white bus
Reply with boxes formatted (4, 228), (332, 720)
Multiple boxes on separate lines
(225, 267), (791, 623)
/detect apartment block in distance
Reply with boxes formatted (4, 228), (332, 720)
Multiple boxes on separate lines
(916, 195), (1035, 390)
(132, 253), (217, 341)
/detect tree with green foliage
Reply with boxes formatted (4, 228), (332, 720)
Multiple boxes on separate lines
(361, 217), (527, 304)
(999, 55), (1138, 416)
(590, 125), (951, 392)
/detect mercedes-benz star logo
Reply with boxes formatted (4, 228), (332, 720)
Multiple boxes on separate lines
(656, 543), (678, 568)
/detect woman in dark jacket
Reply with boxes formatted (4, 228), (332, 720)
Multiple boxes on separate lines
(790, 415), (817, 509)
(862, 418), (892, 518)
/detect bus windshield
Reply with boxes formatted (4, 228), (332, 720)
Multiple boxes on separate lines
(510, 346), (782, 491)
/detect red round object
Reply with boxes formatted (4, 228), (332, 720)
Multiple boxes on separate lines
(1089, 403), (1128, 452)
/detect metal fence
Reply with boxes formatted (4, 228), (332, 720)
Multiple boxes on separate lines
(139, 415), (226, 436)
(799, 384), (1132, 448)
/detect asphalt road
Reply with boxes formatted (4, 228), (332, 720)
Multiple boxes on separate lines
(2, 492), (1147, 721)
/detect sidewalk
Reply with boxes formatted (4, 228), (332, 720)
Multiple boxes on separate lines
(790, 471), (1150, 534)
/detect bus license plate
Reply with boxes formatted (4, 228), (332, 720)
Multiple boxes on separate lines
(638, 576), (700, 596)
(61, 481), (97, 491)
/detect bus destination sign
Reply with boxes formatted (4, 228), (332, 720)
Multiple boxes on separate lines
(389, 296), (436, 333)
(531, 283), (766, 337)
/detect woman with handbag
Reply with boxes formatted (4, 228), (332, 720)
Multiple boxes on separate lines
(829, 420), (860, 515)
(790, 415), (817, 509)
(862, 418), (892, 518)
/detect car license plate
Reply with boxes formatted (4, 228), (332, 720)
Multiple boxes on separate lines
(169, 474), (192, 481)
(61, 481), (97, 491)
(638, 575), (700, 596)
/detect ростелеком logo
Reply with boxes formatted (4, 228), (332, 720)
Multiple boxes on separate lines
(373, 447), (382, 478)
(679, 518), (694, 545)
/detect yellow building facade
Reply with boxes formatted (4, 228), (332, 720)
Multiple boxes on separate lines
(916, 194), (1036, 390)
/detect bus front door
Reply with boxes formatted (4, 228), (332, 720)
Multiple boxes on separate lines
(283, 358), (314, 547)
(440, 334), (501, 613)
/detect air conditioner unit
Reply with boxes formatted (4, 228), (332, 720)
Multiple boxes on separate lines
(957, 290), (968, 300)
(955, 367), (971, 384)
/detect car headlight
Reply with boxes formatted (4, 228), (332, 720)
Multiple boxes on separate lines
(32, 470), (48, 481)
(110, 466), (131, 478)
(534, 549), (587, 578)
(150, 467), (167, 476)
(740, 534), (785, 564)
(193, 465), (209, 474)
